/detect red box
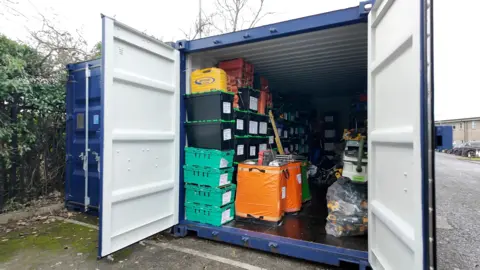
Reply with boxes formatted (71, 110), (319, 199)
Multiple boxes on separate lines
(219, 58), (245, 71)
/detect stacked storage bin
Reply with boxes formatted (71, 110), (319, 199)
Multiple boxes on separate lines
(323, 112), (339, 158)
(184, 148), (236, 226)
(184, 81), (237, 226)
(219, 58), (254, 109)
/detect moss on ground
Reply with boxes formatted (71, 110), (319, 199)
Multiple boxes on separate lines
(0, 220), (97, 262)
(0, 218), (136, 264)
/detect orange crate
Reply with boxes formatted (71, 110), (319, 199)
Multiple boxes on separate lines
(235, 163), (288, 222)
(284, 162), (302, 213)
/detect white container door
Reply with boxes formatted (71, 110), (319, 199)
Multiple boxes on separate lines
(367, 0), (434, 269)
(99, 16), (180, 257)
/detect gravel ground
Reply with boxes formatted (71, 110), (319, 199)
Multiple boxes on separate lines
(435, 153), (480, 270)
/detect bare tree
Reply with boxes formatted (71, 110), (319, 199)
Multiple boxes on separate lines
(215, 0), (273, 32)
(182, 0), (274, 40)
(181, 10), (217, 40)
(27, 14), (94, 77)
(0, 0), (26, 18)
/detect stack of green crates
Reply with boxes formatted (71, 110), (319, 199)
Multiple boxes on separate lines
(184, 147), (236, 226)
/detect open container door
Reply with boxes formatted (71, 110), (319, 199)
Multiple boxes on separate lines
(99, 16), (180, 257)
(368, 0), (434, 269)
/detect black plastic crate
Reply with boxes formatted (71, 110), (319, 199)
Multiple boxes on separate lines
(247, 136), (260, 159)
(185, 91), (234, 121)
(233, 135), (249, 163)
(246, 112), (261, 136)
(257, 114), (269, 135)
(185, 120), (235, 150)
(233, 109), (248, 136)
(257, 136), (270, 153)
(238, 88), (260, 112)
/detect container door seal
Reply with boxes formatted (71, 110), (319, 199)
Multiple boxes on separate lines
(99, 16), (180, 257)
(367, 0), (435, 269)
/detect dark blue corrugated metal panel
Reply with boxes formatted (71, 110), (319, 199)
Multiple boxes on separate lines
(435, 126), (453, 151)
(177, 2), (372, 53)
(65, 59), (102, 211)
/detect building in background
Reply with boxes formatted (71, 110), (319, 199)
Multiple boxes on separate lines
(435, 117), (480, 143)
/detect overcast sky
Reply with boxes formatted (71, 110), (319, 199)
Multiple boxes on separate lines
(1, 0), (479, 121)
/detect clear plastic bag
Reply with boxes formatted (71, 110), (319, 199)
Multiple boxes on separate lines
(325, 220), (368, 237)
(325, 178), (368, 237)
(326, 178), (367, 216)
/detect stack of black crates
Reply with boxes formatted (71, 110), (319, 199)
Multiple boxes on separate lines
(232, 88), (270, 178)
(323, 112), (339, 158)
(276, 111), (309, 155)
(184, 91), (237, 226)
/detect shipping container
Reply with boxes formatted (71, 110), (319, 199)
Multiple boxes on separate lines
(435, 126), (453, 151)
(65, 1), (436, 269)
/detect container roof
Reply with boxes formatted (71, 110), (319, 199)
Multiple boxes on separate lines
(191, 23), (367, 97)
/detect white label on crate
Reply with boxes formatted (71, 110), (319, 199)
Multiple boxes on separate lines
(249, 121), (258, 134)
(269, 136), (274, 144)
(221, 209), (231, 224)
(223, 102), (231, 114)
(290, 127), (294, 134)
(281, 187), (286, 199)
(259, 122), (268, 134)
(295, 128), (298, 134)
(284, 147), (289, 154)
(219, 158), (229, 168)
(325, 116), (334, 122)
(236, 119), (244, 130)
(237, 144), (244, 155)
(325, 130), (335, 138)
(295, 144), (299, 151)
(219, 173), (229, 186)
(283, 130), (288, 138)
(249, 96), (258, 111)
(324, 142), (335, 151)
(259, 143), (267, 152)
(296, 174), (302, 184)
(222, 191), (232, 205)
(301, 139), (305, 144)
(250, 146), (256, 157)
(223, 129), (232, 141)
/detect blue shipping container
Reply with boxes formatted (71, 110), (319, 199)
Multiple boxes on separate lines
(435, 126), (453, 151)
(65, 59), (102, 212)
(65, 1), (436, 269)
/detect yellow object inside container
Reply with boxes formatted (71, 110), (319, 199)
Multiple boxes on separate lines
(191, 68), (228, 93)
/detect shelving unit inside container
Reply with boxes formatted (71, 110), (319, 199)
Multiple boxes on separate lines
(186, 23), (370, 253)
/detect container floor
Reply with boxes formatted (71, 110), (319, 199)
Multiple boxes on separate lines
(225, 185), (368, 252)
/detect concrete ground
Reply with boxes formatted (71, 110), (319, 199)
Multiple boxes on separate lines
(435, 153), (480, 270)
(0, 153), (478, 270)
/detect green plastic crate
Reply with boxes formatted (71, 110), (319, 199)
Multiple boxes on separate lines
(185, 183), (236, 206)
(185, 202), (235, 226)
(184, 165), (234, 187)
(185, 147), (234, 168)
(301, 161), (311, 202)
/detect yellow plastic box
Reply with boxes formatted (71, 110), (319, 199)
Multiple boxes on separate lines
(191, 68), (228, 93)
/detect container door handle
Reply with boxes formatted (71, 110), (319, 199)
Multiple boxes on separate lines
(92, 151), (101, 173)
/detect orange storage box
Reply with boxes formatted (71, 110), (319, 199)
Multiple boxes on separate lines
(235, 163), (288, 222)
(284, 162), (302, 213)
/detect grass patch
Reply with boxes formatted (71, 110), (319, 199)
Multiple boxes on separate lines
(458, 157), (480, 161)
